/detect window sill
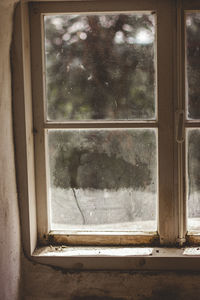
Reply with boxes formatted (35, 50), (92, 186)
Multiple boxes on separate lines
(31, 247), (200, 271)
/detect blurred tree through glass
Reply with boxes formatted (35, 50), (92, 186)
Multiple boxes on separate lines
(44, 13), (156, 121)
(186, 13), (200, 232)
(44, 12), (158, 232)
(186, 13), (200, 119)
(48, 129), (157, 231)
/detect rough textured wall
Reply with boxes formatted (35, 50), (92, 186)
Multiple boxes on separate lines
(3, 2), (199, 300)
(1, 0), (200, 299)
(0, 1), (21, 299)
(23, 256), (200, 300)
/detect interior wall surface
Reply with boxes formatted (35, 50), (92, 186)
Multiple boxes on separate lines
(2, 1), (200, 300)
(0, 1), (21, 300)
(22, 256), (200, 300)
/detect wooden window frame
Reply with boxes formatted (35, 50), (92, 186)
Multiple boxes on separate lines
(29, 0), (176, 247)
(12, 0), (200, 270)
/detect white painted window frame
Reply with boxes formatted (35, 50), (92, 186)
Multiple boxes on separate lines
(30, 0), (176, 246)
(12, 0), (200, 270)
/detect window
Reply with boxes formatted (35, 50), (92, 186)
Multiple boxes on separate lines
(30, 0), (172, 246)
(13, 0), (200, 262)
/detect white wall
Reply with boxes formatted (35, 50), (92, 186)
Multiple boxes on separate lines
(0, 1), (21, 299)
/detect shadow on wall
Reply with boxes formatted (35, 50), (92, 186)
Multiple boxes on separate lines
(143, 286), (181, 300)
(72, 297), (126, 300)
(72, 285), (182, 300)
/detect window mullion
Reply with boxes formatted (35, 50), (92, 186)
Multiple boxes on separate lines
(157, 0), (177, 244)
(175, 0), (187, 245)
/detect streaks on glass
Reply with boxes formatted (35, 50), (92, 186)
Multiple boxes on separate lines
(187, 129), (200, 232)
(44, 13), (156, 121)
(186, 13), (200, 120)
(47, 129), (157, 231)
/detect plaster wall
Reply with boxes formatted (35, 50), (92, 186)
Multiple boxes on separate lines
(20, 2), (200, 299)
(23, 256), (200, 300)
(1, 1), (200, 300)
(0, 1), (21, 300)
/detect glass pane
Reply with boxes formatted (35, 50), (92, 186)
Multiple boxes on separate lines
(47, 129), (158, 231)
(187, 129), (200, 231)
(186, 13), (200, 120)
(44, 13), (156, 121)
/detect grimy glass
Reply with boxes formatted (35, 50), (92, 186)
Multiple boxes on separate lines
(44, 12), (158, 232)
(44, 13), (156, 121)
(186, 13), (200, 232)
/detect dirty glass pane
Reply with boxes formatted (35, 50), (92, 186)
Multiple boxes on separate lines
(187, 129), (200, 231)
(47, 129), (157, 231)
(44, 13), (156, 121)
(186, 13), (200, 120)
